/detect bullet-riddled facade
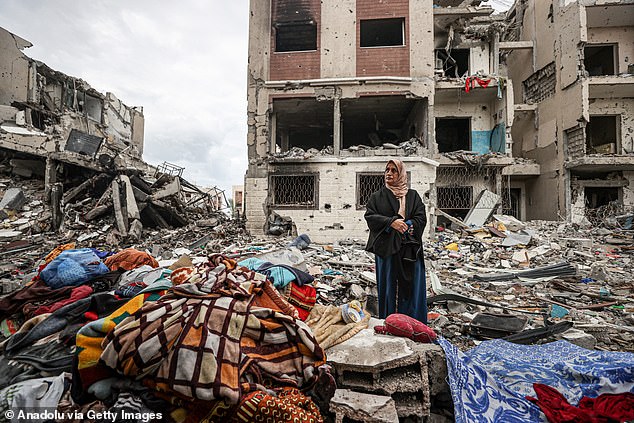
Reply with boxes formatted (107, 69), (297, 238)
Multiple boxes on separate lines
(246, 0), (533, 242)
(505, 0), (634, 224)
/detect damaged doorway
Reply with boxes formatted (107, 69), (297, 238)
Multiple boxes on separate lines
(436, 118), (470, 152)
(341, 96), (425, 149)
(586, 115), (619, 154)
(584, 44), (617, 76)
(584, 186), (621, 224)
(272, 98), (333, 152)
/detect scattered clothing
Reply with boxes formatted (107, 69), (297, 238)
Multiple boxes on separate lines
(280, 281), (317, 320)
(438, 337), (634, 423)
(238, 257), (314, 289)
(101, 255), (325, 404)
(40, 249), (109, 289)
(31, 285), (93, 316)
(305, 304), (370, 350)
(104, 249), (159, 272)
(527, 383), (634, 423)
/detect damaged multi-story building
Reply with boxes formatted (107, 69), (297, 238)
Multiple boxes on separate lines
(245, 0), (540, 242)
(504, 0), (634, 225)
(0, 26), (149, 193)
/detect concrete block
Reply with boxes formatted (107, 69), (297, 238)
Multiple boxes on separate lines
(330, 389), (398, 423)
(0, 188), (26, 211)
(559, 329), (597, 350)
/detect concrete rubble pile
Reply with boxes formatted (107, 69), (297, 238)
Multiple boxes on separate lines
(0, 169), (632, 421)
(0, 165), (245, 294)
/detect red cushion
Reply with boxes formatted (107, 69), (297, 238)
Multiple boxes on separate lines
(384, 313), (437, 343)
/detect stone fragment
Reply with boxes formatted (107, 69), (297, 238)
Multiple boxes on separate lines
(0, 188), (26, 211)
(330, 389), (398, 423)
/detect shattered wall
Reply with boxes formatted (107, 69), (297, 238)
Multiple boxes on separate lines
(569, 172), (634, 224)
(0, 28), (30, 107)
(587, 26), (634, 74)
(246, 0), (520, 238)
(0, 26), (146, 173)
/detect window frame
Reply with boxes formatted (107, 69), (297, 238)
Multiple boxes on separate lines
(360, 18), (405, 48)
(274, 21), (318, 53)
(270, 173), (319, 209)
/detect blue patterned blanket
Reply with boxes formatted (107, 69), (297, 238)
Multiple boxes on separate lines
(438, 337), (634, 423)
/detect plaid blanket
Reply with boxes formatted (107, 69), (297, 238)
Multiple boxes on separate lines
(75, 271), (172, 391)
(101, 255), (325, 404)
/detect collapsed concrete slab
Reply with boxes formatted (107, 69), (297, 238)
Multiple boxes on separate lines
(327, 328), (448, 419)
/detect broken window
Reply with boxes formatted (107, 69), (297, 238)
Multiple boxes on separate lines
(360, 18), (404, 48)
(584, 45), (617, 76)
(270, 174), (317, 208)
(273, 98), (333, 152)
(436, 186), (473, 219)
(79, 93), (103, 122)
(65, 129), (104, 157)
(341, 96), (422, 149)
(435, 49), (469, 78)
(436, 118), (470, 153)
(586, 115), (619, 154)
(275, 21), (317, 52)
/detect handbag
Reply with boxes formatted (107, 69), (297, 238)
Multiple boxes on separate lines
(394, 232), (421, 291)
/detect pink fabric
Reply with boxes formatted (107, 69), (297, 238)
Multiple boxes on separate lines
(374, 313), (437, 343)
(32, 284), (93, 316)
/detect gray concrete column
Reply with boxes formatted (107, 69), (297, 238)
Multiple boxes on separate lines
(333, 96), (341, 155)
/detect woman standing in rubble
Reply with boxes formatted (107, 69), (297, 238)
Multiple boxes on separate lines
(364, 159), (428, 323)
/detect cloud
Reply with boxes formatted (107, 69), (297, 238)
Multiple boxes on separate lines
(0, 0), (249, 197)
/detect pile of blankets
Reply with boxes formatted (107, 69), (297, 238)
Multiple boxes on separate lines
(0, 246), (336, 422)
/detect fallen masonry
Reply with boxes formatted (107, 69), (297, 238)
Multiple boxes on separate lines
(0, 167), (632, 421)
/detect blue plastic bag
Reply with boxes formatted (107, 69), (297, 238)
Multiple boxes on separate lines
(40, 248), (109, 289)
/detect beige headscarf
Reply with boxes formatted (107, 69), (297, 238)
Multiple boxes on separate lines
(385, 159), (408, 218)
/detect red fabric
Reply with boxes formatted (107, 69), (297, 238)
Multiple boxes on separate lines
(287, 282), (316, 321)
(104, 248), (159, 271)
(526, 383), (634, 423)
(475, 77), (491, 88)
(465, 77), (473, 93)
(579, 391), (634, 422)
(374, 313), (437, 343)
(84, 311), (98, 321)
(465, 77), (491, 93)
(32, 285), (93, 316)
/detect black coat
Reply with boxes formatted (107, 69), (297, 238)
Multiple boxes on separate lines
(364, 187), (427, 258)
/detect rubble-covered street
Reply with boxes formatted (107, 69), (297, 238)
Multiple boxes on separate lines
(0, 164), (633, 421)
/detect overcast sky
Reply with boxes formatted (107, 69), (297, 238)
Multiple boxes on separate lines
(0, 1), (510, 197)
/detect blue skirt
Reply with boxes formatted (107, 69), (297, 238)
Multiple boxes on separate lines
(375, 254), (428, 324)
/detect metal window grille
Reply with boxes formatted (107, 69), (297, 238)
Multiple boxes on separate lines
(155, 161), (184, 177)
(357, 173), (385, 209)
(271, 174), (317, 208)
(435, 166), (512, 215)
(437, 186), (473, 211)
